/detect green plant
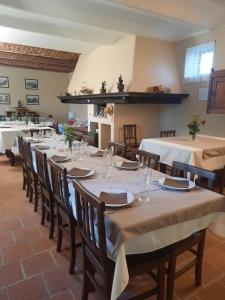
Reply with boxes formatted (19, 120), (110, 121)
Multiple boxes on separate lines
(187, 114), (205, 140)
(11, 111), (17, 121)
(64, 125), (76, 147)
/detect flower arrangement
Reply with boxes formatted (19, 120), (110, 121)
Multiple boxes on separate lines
(187, 114), (205, 141)
(64, 119), (76, 148)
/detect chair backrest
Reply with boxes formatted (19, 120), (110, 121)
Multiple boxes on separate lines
(22, 139), (34, 172)
(72, 179), (113, 298)
(82, 134), (95, 146)
(171, 161), (216, 191)
(131, 149), (160, 170)
(160, 130), (176, 138)
(18, 136), (24, 159)
(30, 115), (39, 124)
(0, 115), (6, 121)
(34, 148), (51, 192)
(48, 158), (73, 218)
(108, 141), (127, 158)
(53, 122), (59, 134)
(123, 124), (137, 146)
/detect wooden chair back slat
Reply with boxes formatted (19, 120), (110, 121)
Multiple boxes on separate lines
(34, 148), (50, 189)
(22, 139), (34, 172)
(131, 149), (160, 170)
(171, 161), (216, 191)
(108, 141), (127, 158)
(82, 134), (95, 146)
(123, 124), (137, 147)
(160, 130), (176, 138)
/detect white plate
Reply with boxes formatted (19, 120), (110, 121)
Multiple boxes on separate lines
(51, 155), (70, 162)
(67, 168), (95, 179)
(97, 188), (134, 207)
(115, 161), (143, 170)
(158, 176), (195, 190)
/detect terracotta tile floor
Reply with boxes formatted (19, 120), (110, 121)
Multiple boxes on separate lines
(1, 155), (225, 300)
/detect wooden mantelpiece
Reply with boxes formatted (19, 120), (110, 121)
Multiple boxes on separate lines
(59, 92), (189, 105)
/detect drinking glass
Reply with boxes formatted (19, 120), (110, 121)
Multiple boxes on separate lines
(138, 165), (152, 202)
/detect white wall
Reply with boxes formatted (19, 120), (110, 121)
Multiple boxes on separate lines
(67, 35), (136, 119)
(160, 28), (225, 137)
(0, 66), (71, 122)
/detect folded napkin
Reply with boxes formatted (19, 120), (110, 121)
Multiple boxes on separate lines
(29, 139), (42, 144)
(68, 167), (91, 177)
(90, 150), (105, 157)
(100, 191), (128, 205)
(121, 161), (139, 169)
(164, 177), (189, 188)
(34, 145), (49, 150)
(51, 155), (68, 162)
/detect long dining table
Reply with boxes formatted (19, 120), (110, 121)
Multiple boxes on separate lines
(139, 134), (225, 171)
(27, 136), (225, 300)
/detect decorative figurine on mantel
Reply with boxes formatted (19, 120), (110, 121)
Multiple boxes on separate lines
(117, 75), (124, 92)
(100, 81), (107, 93)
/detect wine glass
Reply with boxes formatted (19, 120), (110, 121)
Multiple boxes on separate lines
(138, 164), (152, 202)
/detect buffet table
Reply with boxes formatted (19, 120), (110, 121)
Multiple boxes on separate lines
(28, 137), (225, 300)
(139, 135), (225, 171)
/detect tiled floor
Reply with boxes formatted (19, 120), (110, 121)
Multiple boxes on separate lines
(1, 155), (225, 300)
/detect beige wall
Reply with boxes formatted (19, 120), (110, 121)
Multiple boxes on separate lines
(0, 66), (71, 122)
(131, 36), (181, 92)
(160, 28), (225, 136)
(68, 35), (136, 119)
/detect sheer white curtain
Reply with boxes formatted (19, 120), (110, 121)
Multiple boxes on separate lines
(184, 41), (215, 82)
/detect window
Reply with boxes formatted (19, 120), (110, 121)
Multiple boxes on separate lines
(184, 41), (215, 82)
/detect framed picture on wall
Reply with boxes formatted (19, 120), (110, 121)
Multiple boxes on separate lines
(0, 93), (11, 104)
(0, 76), (9, 88)
(26, 95), (39, 105)
(25, 79), (38, 90)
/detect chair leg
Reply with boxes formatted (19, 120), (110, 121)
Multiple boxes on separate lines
(195, 230), (206, 286)
(29, 181), (33, 203)
(69, 226), (76, 274)
(56, 215), (63, 252)
(33, 177), (39, 212)
(167, 254), (177, 300)
(49, 206), (55, 240)
(157, 261), (165, 300)
(41, 203), (46, 225)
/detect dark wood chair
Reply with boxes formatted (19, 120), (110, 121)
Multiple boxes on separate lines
(108, 141), (127, 158)
(48, 159), (80, 274)
(30, 115), (39, 124)
(73, 179), (166, 300)
(82, 134), (95, 146)
(18, 136), (28, 196)
(164, 161), (217, 300)
(123, 124), (139, 148)
(34, 148), (55, 239)
(131, 149), (160, 169)
(160, 130), (176, 138)
(30, 128), (51, 137)
(0, 115), (6, 121)
(22, 139), (40, 211)
(53, 122), (60, 134)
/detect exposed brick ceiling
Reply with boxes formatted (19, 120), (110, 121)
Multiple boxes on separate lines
(0, 42), (80, 73)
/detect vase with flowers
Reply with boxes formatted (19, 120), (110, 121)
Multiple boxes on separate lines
(64, 119), (76, 155)
(187, 114), (205, 141)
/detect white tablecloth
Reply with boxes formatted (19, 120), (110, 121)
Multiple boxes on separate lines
(139, 135), (225, 171)
(0, 125), (53, 153)
(30, 139), (225, 300)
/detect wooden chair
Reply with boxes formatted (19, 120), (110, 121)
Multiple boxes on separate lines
(18, 136), (28, 196)
(108, 141), (127, 158)
(165, 161), (217, 300)
(30, 128), (51, 137)
(53, 122), (60, 134)
(131, 149), (160, 170)
(0, 115), (6, 121)
(48, 159), (80, 274)
(73, 179), (166, 300)
(160, 130), (176, 138)
(82, 134), (95, 146)
(34, 148), (55, 239)
(30, 115), (39, 124)
(22, 139), (40, 211)
(123, 124), (139, 148)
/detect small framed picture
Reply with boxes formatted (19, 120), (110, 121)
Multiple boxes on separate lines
(0, 93), (11, 104)
(0, 76), (9, 88)
(26, 95), (39, 105)
(25, 79), (38, 90)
